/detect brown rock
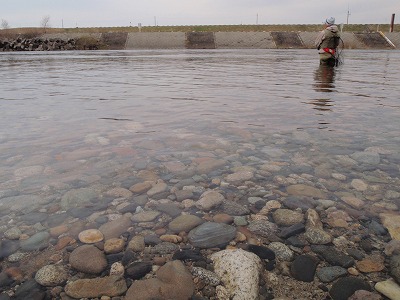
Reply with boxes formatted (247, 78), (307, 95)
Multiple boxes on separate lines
(104, 238), (125, 254)
(99, 215), (132, 240)
(65, 275), (127, 298)
(130, 182), (152, 194)
(69, 245), (107, 274)
(286, 184), (327, 199)
(125, 260), (194, 300)
(78, 229), (104, 244)
(213, 213), (234, 224)
(49, 225), (69, 237)
(55, 236), (75, 251)
(356, 256), (385, 273)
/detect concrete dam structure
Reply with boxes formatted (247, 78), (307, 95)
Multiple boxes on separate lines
(37, 31), (400, 50)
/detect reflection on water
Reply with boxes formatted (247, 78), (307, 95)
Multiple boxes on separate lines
(313, 65), (336, 93)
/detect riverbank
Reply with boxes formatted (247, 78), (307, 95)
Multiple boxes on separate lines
(0, 24), (399, 51)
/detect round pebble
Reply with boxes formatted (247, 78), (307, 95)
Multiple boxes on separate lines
(78, 229), (104, 244)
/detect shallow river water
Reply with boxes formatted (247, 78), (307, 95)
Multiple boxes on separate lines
(1, 49), (400, 197)
(0, 49), (400, 299)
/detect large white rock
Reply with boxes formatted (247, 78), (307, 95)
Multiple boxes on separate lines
(211, 249), (262, 300)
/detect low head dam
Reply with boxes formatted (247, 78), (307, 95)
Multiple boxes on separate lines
(1, 28), (399, 51)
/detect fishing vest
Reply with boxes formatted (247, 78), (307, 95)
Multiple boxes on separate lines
(320, 30), (340, 49)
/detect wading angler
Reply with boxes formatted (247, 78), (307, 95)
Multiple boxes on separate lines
(315, 17), (341, 66)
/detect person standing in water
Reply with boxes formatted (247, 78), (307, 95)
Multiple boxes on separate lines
(315, 17), (340, 66)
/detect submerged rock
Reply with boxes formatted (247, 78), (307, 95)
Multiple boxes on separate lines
(211, 249), (262, 300)
(329, 277), (371, 300)
(125, 260), (194, 300)
(188, 222), (236, 248)
(65, 275), (127, 298)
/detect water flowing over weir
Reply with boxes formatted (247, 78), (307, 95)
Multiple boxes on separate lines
(0, 49), (400, 299)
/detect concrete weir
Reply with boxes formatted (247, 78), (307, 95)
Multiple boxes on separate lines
(123, 31), (397, 50)
(26, 31), (400, 51)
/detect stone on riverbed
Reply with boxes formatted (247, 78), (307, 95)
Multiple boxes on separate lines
(272, 208), (304, 226)
(329, 277), (372, 300)
(380, 213), (400, 241)
(290, 255), (319, 282)
(20, 232), (50, 251)
(98, 214), (132, 240)
(78, 229), (104, 244)
(125, 260), (194, 300)
(211, 249), (262, 300)
(34, 264), (68, 286)
(188, 222), (236, 248)
(375, 279), (400, 300)
(316, 266), (347, 283)
(65, 275), (127, 298)
(69, 245), (108, 274)
(286, 184), (327, 199)
(168, 215), (204, 233)
(196, 190), (225, 211)
(390, 255), (400, 284)
(60, 188), (97, 210)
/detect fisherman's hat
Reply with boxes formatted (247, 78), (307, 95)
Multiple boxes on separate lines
(325, 17), (335, 25)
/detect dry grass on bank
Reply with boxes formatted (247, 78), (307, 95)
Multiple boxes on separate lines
(1, 23), (398, 38)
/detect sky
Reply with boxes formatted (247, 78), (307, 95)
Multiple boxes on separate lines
(0, 0), (399, 28)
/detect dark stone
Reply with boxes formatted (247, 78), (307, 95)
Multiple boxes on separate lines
(126, 261), (153, 280)
(287, 236), (307, 248)
(19, 212), (48, 224)
(0, 272), (13, 288)
(316, 266), (347, 283)
(359, 239), (373, 253)
(290, 255), (319, 282)
(118, 203), (138, 214)
(265, 260), (276, 271)
(279, 223), (306, 239)
(390, 255), (400, 284)
(144, 235), (162, 246)
(345, 248), (365, 261)
(152, 203), (182, 218)
(254, 200), (266, 210)
(95, 216), (109, 224)
(282, 196), (316, 211)
(172, 249), (205, 262)
(312, 246), (355, 268)
(68, 207), (93, 218)
(106, 253), (124, 265)
(46, 212), (68, 227)
(246, 245), (275, 260)
(0, 293), (11, 300)
(367, 219), (388, 235)
(121, 249), (136, 266)
(0, 240), (20, 259)
(329, 277), (371, 300)
(14, 279), (45, 300)
(188, 222), (236, 249)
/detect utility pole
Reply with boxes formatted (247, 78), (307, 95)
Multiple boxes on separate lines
(256, 13), (258, 25)
(62, 19), (64, 28)
(390, 13), (395, 32)
(346, 5), (351, 25)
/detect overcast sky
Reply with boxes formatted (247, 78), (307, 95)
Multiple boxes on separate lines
(1, 0), (399, 28)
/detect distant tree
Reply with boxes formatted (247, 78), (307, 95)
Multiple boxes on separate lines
(1, 19), (9, 30)
(41, 15), (51, 33)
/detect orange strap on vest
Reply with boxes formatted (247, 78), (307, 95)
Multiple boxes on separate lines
(323, 48), (335, 55)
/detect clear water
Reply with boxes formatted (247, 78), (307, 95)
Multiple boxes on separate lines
(0, 49), (400, 213)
